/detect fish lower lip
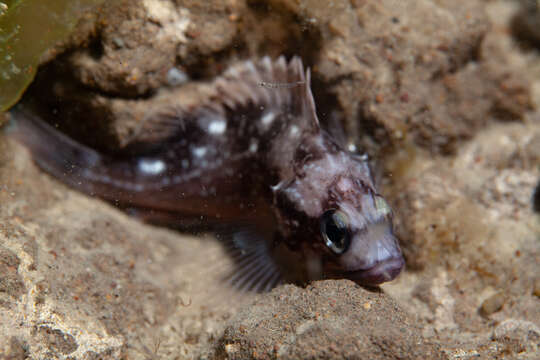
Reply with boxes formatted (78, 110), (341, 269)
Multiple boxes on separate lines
(346, 256), (405, 286)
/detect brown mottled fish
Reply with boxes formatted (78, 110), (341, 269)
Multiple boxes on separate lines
(7, 57), (404, 291)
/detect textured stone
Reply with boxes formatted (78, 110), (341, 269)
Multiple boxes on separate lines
(216, 281), (445, 360)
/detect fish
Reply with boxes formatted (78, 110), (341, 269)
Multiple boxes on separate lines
(7, 56), (404, 291)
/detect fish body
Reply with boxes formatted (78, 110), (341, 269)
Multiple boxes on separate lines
(8, 57), (404, 289)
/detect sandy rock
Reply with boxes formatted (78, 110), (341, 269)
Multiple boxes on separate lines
(271, 0), (533, 153)
(383, 120), (540, 359)
(512, 0), (540, 46)
(19, 0), (533, 155)
(492, 319), (540, 355)
(71, 0), (191, 97)
(216, 280), (445, 360)
(390, 121), (540, 271)
(479, 291), (506, 317)
(0, 337), (28, 360)
(0, 137), (252, 359)
(0, 244), (26, 308)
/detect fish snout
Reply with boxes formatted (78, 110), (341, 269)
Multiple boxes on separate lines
(340, 222), (405, 285)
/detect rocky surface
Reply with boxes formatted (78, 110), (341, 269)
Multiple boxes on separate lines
(512, 0), (540, 46)
(277, 0), (531, 154)
(0, 136), (246, 359)
(384, 120), (540, 359)
(0, 0), (539, 359)
(216, 281), (444, 360)
(21, 0), (533, 155)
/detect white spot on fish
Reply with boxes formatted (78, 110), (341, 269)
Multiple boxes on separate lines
(193, 147), (207, 158)
(208, 119), (227, 135)
(138, 158), (166, 175)
(249, 141), (258, 153)
(289, 125), (299, 137)
(261, 112), (276, 127)
(161, 177), (171, 186)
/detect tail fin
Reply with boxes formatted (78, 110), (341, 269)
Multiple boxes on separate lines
(6, 106), (113, 197)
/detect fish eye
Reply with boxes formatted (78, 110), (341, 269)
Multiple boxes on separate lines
(320, 210), (351, 255)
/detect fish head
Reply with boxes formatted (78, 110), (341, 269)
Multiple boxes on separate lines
(272, 138), (404, 286)
(317, 193), (405, 286)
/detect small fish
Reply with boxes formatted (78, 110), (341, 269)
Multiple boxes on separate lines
(7, 56), (404, 290)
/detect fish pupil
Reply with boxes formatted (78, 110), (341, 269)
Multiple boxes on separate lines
(321, 210), (351, 254)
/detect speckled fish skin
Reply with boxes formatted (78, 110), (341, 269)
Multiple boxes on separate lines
(8, 56), (404, 287)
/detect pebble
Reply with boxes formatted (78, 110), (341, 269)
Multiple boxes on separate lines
(479, 291), (506, 316)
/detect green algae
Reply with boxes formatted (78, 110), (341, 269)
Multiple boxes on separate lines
(0, 0), (106, 112)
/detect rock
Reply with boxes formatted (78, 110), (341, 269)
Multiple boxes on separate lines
(0, 337), (28, 360)
(36, 326), (78, 356)
(534, 278), (540, 298)
(0, 137), (252, 359)
(68, 0), (198, 97)
(492, 319), (540, 356)
(389, 122), (540, 273)
(216, 280), (446, 359)
(512, 0), (540, 46)
(0, 245), (26, 308)
(384, 121), (540, 358)
(479, 292), (506, 317)
(18, 0), (533, 155)
(273, 0), (533, 153)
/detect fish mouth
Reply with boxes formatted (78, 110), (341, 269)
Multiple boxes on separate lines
(344, 256), (405, 286)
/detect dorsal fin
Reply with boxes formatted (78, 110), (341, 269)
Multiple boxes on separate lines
(130, 56), (319, 144)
